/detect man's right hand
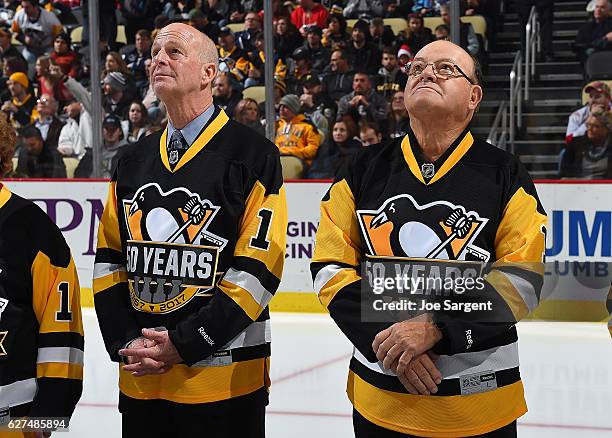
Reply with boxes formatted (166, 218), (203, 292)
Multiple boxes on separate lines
(605, 32), (612, 42)
(396, 353), (442, 396)
(122, 337), (167, 372)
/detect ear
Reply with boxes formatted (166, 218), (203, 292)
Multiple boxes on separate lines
(468, 84), (483, 111)
(201, 62), (218, 90)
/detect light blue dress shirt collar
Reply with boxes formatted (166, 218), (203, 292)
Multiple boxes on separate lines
(166, 104), (216, 149)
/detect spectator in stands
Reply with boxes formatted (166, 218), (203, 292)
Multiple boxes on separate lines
(307, 117), (362, 178)
(575, 0), (612, 62)
(397, 44), (413, 69)
(384, 0), (414, 18)
(440, 4), (480, 57)
(141, 57), (166, 123)
(217, 27), (247, 82)
(241, 31), (287, 88)
(213, 73), (243, 117)
(102, 71), (131, 117)
(11, 0), (62, 71)
(386, 90), (410, 138)
(121, 101), (149, 144)
(33, 93), (63, 151)
(560, 107), (612, 179)
(412, 0), (435, 16)
(397, 13), (434, 55)
(346, 19), (382, 74)
(16, 124), (66, 178)
(123, 29), (152, 95)
(291, 0), (329, 36)
(360, 121), (383, 146)
(188, 8), (219, 41)
(375, 46), (407, 100)
(0, 26), (26, 65)
(434, 23), (450, 40)
(235, 11), (262, 52)
(233, 97), (265, 135)
(74, 114), (129, 178)
(225, 0), (247, 24)
(275, 93), (321, 166)
(1, 72), (37, 129)
(286, 47), (313, 95)
(57, 99), (90, 158)
(301, 25), (331, 74)
(338, 71), (388, 124)
(274, 16), (303, 61)
(103, 51), (137, 100)
(50, 32), (80, 78)
(344, 0), (383, 19)
(258, 0), (291, 24)
(369, 17), (395, 51)
(567, 81), (612, 140)
(120, 0), (158, 44)
(47, 61), (76, 109)
(323, 49), (354, 101)
(300, 73), (334, 143)
(322, 12), (350, 50)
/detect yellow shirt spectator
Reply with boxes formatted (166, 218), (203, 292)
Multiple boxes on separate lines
(275, 94), (321, 165)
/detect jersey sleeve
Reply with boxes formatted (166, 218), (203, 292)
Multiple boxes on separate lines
(310, 162), (390, 362)
(433, 159), (547, 354)
(93, 179), (141, 362)
(28, 208), (83, 419)
(168, 151), (288, 366)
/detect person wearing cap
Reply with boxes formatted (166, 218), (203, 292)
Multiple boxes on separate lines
(16, 124), (66, 178)
(375, 46), (408, 100)
(217, 26), (249, 82)
(567, 81), (612, 140)
(300, 73), (334, 143)
(561, 106), (612, 179)
(300, 24), (331, 75)
(1, 72), (38, 129)
(0, 26), (27, 66)
(343, 0), (384, 19)
(74, 113), (129, 178)
(575, 0), (612, 62)
(286, 46), (315, 95)
(322, 49), (355, 101)
(11, 0), (62, 69)
(346, 19), (382, 74)
(102, 71), (131, 117)
(122, 29), (152, 92)
(291, 0), (330, 36)
(276, 93), (321, 168)
(189, 8), (220, 42)
(50, 31), (80, 78)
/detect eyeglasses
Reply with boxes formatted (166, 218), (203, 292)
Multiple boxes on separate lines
(37, 98), (50, 104)
(403, 59), (475, 85)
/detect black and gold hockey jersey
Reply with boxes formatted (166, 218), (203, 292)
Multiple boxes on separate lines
(94, 107), (287, 405)
(311, 128), (547, 437)
(0, 184), (83, 421)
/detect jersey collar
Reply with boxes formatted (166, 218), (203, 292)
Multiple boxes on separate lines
(0, 184), (12, 209)
(400, 127), (474, 186)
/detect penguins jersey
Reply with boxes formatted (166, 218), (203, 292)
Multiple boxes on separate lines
(0, 184), (83, 420)
(311, 128), (547, 437)
(93, 107), (287, 405)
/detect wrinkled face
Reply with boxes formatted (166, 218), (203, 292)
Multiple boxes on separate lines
(586, 115), (609, 142)
(54, 38), (68, 54)
(36, 94), (56, 117)
(105, 55), (119, 72)
(103, 124), (122, 143)
(7, 80), (24, 97)
(391, 91), (405, 111)
(353, 73), (370, 94)
(330, 51), (346, 71)
(409, 18), (423, 33)
(24, 136), (43, 155)
(360, 128), (380, 147)
(332, 121), (348, 143)
(404, 41), (481, 123)
(245, 13), (261, 31)
(129, 103), (143, 124)
(594, 0), (611, 21)
(213, 75), (231, 98)
(382, 53), (397, 70)
(135, 34), (151, 53)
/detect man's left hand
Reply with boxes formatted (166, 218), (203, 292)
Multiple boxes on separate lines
(372, 314), (442, 376)
(119, 329), (183, 376)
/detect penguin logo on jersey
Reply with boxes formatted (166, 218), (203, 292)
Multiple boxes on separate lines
(122, 183), (228, 314)
(0, 331), (7, 356)
(357, 194), (491, 261)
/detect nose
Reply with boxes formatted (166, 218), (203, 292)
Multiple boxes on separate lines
(152, 49), (169, 67)
(420, 63), (437, 82)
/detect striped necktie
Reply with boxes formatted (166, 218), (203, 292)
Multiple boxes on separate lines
(168, 129), (188, 167)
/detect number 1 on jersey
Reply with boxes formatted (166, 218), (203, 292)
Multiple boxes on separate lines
(250, 209), (273, 251)
(56, 282), (73, 322)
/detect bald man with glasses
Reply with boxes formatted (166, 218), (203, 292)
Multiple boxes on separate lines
(312, 40), (546, 437)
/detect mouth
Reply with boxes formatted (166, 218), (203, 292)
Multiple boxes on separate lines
(412, 85), (442, 96)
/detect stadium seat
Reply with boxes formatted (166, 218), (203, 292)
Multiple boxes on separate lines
(346, 19), (358, 31)
(63, 157), (80, 178)
(280, 155), (304, 179)
(226, 23), (243, 33)
(383, 18), (407, 35)
(585, 51), (612, 81)
(12, 157), (17, 171)
(423, 17), (443, 32)
(423, 16), (486, 38)
(70, 25), (83, 43)
(581, 80), (612, 105)
(116, 25), (127, 44)
(243, 86), (266, 104)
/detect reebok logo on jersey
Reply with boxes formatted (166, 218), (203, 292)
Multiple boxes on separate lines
(197, 327), (215, 346)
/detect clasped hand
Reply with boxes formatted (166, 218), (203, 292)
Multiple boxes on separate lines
(119, 329), (183, 377)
